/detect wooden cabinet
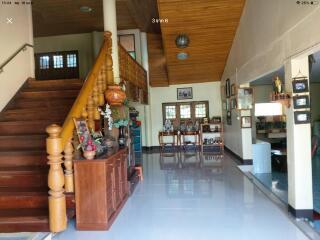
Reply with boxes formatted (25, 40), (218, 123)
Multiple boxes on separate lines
(74, 148), (129, 230)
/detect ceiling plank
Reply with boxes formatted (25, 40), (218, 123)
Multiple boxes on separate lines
(157, 0), (245, 85)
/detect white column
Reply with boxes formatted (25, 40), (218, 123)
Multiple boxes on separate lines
(103, 0), (120, 84)
(141, 32), (153, 147)
(285, 57), (313, 218)
(92, 31), (103, 59)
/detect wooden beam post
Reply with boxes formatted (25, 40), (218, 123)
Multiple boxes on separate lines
(46, 124), (67, 233)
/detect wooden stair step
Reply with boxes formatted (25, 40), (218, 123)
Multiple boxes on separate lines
(0, 135), (46, 151)
(0, 166), (48, 187)
(0, 188), (48, 209)
(0, 208), (49, 233)
(0, 107), (70, 121)
(0, 120), (57, 135)
(8, 98), (76, 110)
(26, 78), (83, 91)
(18, 90), (79, 99)
(0, 150), (47, 167)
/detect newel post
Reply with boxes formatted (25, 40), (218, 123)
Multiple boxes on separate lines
(46, 124), (67, 233)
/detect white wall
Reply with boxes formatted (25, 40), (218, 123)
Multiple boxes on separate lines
(34, 33), (94, 79)
(149, 82), (222, 146)
(221, 0), (320, 159)
(0, 3), (34, 111)
(252, 85), (273, 103)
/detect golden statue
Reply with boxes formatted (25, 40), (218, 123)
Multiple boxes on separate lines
(273, 76), (282, 94)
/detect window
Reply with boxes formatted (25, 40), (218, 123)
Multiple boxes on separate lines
(195, 103), (206, 118)
(35, 50), (79, 80)
(180, 104), (191, 119)
(118, 34), (136, 59)
(39, 56), (49, 69)
(162, 101), (209, 125)
(165, 105), (176, 119)
(53, 55), (63, 68)
(67, 54), (77, 67)
(254, 103), (283, 116)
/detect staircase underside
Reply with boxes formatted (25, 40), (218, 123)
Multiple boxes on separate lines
(0, 78), (81, 232)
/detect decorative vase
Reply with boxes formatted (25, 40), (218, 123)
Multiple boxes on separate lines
(83, 150), (96, 160)
(105, 85), (126, 106)
(118, 126), (126, 148)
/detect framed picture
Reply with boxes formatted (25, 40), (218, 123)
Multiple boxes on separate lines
(293, 95), (310, 109)
(226, 79), (231, 98)
(294, 111), (310, 124)
(231, 84), (236, 96)
(226, 98), (230, 111)
(211, 116), (221, 123)
(292, 77), (309, 93)
(227, 111), (232, 125)
(221, 85), (226, 99)
(177, 87), (193, 100)
(237, 87), (253, 110)
(73, 118), (93, 152)
(231, 98), (237, 109)
(241, 116), (252, 128)
(241, 110), (251, 117)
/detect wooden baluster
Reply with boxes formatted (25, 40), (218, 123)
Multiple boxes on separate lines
(93, 81), (100, 120)
(46, 124), (67, 233)
(87, 94), (95, 131)
(98, 71), (105, 106)
(81, 107), (88, 119)
(104, 31), (114, 85)
(64, 138), (74, 193)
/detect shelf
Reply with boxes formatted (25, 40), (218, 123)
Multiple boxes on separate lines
(270, 93), (291, 108)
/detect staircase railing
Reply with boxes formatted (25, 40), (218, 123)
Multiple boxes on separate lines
(45, 31), (148, 233)
(45, 31), (114, 233)
(118, 44), (148, 104)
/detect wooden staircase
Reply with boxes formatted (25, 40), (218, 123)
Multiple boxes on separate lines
(0, 78), (81, 232)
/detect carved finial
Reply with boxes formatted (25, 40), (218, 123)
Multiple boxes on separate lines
(46, 124), (62, 138)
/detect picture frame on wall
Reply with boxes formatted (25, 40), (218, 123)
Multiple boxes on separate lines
(231, 84), (236, 96)
(227, 111), (232, 125)
(293, 95), (310, 109)
(177, 87), (193, 100)
(226, 79), (231, 98)
(241, 116), (252, 128)
(221, 85), (226, 99)
(237, 87), (253, 110)
(292, 77), (309, 93)
(294, 111), (310, 124)
(231, 98), (237, 109)
(226, 98), (230, 111)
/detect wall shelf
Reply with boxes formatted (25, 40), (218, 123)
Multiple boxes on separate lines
(270, 93), (291, 108)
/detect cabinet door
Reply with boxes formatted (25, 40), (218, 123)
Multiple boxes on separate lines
(121, 152), (128, 196)
(114, 157), (122, 206)
(106, 163), (115, 219)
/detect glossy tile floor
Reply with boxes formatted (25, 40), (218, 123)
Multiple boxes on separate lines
(55, 152), (310, 240)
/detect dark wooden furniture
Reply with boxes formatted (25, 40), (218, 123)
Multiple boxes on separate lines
(158, 131), (179, 152)
(180, 130), (200, 151)
(74, 148), (129, 230)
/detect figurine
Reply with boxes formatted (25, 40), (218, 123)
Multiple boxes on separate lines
(273, 76), (282, 94)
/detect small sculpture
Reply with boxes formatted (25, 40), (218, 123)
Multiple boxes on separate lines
(164, 119), (172, 132)
(273, 76), (283, 94)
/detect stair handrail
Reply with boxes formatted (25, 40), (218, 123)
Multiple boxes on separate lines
(0, 43), (33, 73)
(45, 31), (114, 233)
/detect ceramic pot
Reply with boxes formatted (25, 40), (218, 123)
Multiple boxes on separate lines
(105, 85), (126, 106)
(83, 150), (96, 160)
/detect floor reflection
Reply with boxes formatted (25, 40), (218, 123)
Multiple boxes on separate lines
(159, 151), (223, 198)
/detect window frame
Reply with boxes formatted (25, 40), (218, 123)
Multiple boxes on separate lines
(162, 101), (209, 126)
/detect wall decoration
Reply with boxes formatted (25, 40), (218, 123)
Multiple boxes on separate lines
(227, 111), (232, 125)
(222, 101), (227, 111)
(211, 116), (222, 123)
(221, 85), (226, 99)
(292, 77), (309, 93)
(237, 88), (253, 110)
(226, 79), (231, 98)
(293, 95), (310, 109)
(231, 98), (237, 109)
(294, 111), (310, 124)
(241, 116), (252, 128)
(272, 76), (283, 94)
(177, 87), (193, 100)
(226, 98), (230, 111)
(241, 110), (251, 117)
(231, 84), (236, 96)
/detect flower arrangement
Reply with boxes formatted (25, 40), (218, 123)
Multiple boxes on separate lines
(98, 104), (113, 130)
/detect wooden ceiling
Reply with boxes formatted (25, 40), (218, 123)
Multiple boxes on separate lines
(157, 0), (245, 84)
(32, 0), (160, 37)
